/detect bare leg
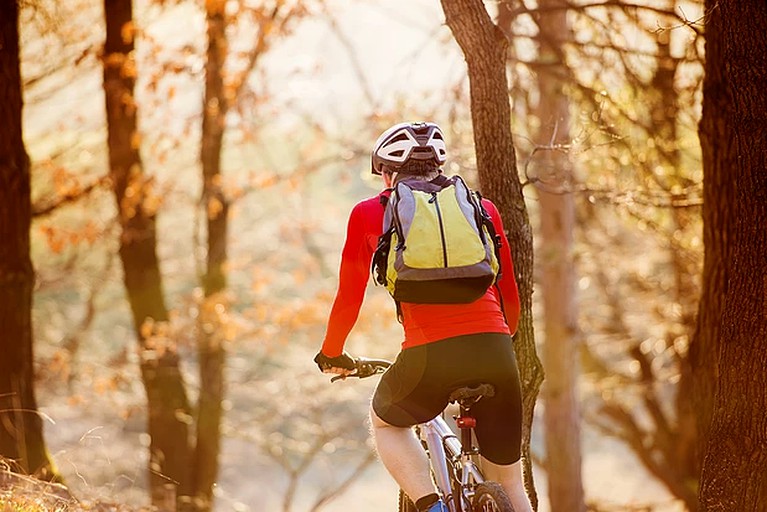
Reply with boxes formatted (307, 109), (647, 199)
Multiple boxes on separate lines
(481, 458), (534, 512)
(369, 404), (436, 502)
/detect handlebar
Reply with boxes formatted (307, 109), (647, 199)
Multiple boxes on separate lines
(330, 357), (392, 382)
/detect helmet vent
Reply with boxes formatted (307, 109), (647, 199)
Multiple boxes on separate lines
(371, 121), (447, 175)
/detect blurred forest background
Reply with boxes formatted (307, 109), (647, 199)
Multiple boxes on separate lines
(2, 0), (766, 511)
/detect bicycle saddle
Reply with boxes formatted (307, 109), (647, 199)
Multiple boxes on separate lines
(448, 383), (495, 404)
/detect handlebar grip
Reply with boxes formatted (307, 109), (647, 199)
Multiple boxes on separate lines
(328, 357), (392, 382)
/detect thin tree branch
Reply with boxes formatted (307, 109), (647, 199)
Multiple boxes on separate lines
(32, 176), (109, 218)
(310, 450), (377, 511)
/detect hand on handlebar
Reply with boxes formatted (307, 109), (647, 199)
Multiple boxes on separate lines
(335, 357), (392, 382)
(313, 351), (356, 377)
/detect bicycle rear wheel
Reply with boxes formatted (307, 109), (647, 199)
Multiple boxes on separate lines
(398, 489), (418, 512)
(471, 482), (514, 512)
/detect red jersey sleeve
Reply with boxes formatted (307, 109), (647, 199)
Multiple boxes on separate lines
(320, 198), (381, 357)
(483, 199), (521, 334)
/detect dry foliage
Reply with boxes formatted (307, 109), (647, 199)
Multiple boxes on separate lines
(0, 466), (150, 512)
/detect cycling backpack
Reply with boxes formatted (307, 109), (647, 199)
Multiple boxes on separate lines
(372, 175), (501, 305)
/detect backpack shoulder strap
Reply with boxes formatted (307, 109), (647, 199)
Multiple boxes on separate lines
(476, 191), (503, 275)
(379, 188), (393, 207)
(430, 173), (451, 187)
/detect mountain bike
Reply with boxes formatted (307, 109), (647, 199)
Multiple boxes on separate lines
(331, 357), (515, 512)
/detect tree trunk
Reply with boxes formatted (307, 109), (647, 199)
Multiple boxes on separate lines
(649, 3), (700, 506)
(102, 0), (192, 505)
(0, 0), (58, 480)
(533, 3), (586, 511)
(192, 1), (229, 509)
(690, 15), (735, 474)
(440, 0), (544, 507)
(200, 0), (229, 299)
(696, 1), (767, 509)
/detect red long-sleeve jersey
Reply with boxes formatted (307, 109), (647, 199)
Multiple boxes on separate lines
(320, 190), (520, 357)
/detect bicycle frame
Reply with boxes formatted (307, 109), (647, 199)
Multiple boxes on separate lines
(330, 358), (498, 512)
(420, 414), (485, 512)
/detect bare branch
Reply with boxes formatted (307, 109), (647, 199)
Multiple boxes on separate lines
(309, 450), (377, 511)
(321, 8), (377, 110)
(499, 0), (704, 35)
(32, 176), (109, 218)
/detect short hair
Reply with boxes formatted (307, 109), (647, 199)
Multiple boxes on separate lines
(394, 159), (440, 176)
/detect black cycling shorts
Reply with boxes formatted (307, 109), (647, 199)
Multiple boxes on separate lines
(371, 332), (523, 465)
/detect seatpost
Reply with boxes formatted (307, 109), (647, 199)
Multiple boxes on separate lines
(454, 403), (477, 455)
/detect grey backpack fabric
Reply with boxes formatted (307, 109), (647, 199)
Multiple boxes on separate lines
(372, 175), (501, 304)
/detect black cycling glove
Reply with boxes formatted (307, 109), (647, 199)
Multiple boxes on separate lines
(314, 351), (356, 372)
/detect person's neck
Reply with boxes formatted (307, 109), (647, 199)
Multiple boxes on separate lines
(393, 170), (441, 184)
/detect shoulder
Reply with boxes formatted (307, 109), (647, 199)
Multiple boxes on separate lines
(351, 192), (388, 214)
(346, 193), (387, 232)
(480, 197), (500, 216)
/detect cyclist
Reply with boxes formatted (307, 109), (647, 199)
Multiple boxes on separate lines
(314, 122), (533, 512)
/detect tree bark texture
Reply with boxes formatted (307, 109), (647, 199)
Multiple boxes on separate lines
(192, 1), (229, 509)
(690, 8), (736, 466)
(441, 0), (544, 507)
(697, 1), (767, 509)
(102, 0), (192, 504)
(533, 2), (586, 511)
(0, 0), (57, 480)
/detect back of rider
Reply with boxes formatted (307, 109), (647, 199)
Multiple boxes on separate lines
(320, 191), (521, 358)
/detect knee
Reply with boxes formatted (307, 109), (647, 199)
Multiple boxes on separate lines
(481, 458), (524, 486)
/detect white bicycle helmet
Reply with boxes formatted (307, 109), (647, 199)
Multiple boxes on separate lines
(371, 122), (447, 175)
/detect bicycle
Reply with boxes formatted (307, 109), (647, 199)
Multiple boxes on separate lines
(331, 357), (515, 512)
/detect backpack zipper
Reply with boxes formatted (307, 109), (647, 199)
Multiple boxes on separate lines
(429, 192), (449, 267)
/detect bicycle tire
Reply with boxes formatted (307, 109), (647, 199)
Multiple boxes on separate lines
(398, 489), (418, 512)
(471, 481), (515, 512)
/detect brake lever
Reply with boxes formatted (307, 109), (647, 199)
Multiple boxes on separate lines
(330, 369), (358, 383)
(328, 357), (389, 382)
